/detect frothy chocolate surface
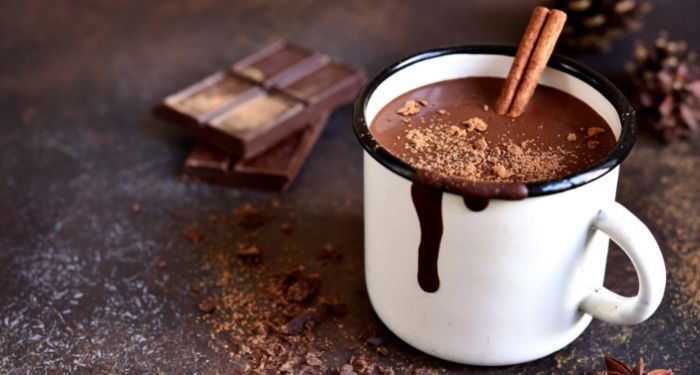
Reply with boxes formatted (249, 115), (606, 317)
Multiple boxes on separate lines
(371, 77), (616, 183)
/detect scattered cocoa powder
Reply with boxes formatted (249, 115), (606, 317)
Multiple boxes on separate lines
(402, 119), (568, 182)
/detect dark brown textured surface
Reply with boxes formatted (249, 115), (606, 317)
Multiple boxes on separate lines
(0, 0), (698, 373)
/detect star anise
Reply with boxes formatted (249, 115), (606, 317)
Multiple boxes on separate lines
(596, 354), (674, 375)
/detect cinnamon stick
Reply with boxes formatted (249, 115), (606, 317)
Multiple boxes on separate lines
(495, 7), (567, 117)
(495, 7), (549, 115)
(508, 9), (567, 117)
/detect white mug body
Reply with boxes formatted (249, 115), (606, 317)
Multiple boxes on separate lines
(355, 48), (666, 365)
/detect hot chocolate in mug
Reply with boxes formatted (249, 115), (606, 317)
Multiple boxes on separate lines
(353, 46), (666, 366)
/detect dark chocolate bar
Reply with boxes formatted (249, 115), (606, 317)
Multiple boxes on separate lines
(154, 40), (365, 159)
(182, 114), (330, 191)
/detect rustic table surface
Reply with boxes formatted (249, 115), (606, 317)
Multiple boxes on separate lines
(1, 1), (698, 373)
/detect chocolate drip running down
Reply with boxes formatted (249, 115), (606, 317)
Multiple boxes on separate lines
(411, 169), (527, 293)
(410, 182), (443, 293)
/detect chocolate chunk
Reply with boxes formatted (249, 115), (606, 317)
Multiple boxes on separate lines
(182, 114), (329, 191)
(280, 309), (319, 335)
(154, 40), (365, 160)
(279, 301), (344, 335)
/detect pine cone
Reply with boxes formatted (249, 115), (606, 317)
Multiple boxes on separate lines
(541, 0), (652, 51)
(627, 31), (700, 142)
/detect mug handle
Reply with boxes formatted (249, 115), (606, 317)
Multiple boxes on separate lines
(579, 202), (666, 325)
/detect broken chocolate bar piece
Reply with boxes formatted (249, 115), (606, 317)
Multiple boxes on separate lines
(154, 40), (365, 159)
(156, 72), (261, 133)
(182, 114), (329, 191)
(232, 40), (327, 87)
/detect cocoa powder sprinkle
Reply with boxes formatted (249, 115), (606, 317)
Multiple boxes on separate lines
(397, 100), (421, 116)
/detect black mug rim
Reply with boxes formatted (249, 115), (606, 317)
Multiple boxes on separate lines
(352, 45), (636, 198)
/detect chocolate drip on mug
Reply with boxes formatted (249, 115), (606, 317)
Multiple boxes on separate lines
(463, 196), (489, 211)
(410, 169), (528, 293)
(411, 182), (443, 293)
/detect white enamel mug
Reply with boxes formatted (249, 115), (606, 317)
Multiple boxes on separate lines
(352, 46), (666, 366)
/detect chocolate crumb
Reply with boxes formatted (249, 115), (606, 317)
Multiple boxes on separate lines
(131, 203), (141, 214)
(154, 256), (167, 269)
(417, 99), (428, 107)
(190, 281), (205, 294)
(483, 104), (489, 112)
(236, 244), (262, 263)
(318, 242), (343, 263)
(397, 100), (420, 116)
(281, 221), (294, 234)
(280, 309), (319, 334)
(285, 273), (321, 303)
(463, 117), (488, 132)
(198, 298), (217, 313)
(587, 140), (601, 149)
(270, 199), (281, 209)
(233, 202), (267, 229)
(401, 117), (411, 124)
(438, 109), (447, 115)
(183, 226), (203, 244)
(567, 133), (577, 141)
(587, 127), (606, 137)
